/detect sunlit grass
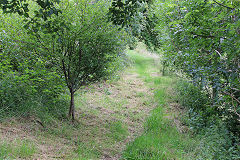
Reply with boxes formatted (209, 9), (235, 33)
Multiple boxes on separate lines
(0, 139), (37, 159)
(122, 50), (197, 160)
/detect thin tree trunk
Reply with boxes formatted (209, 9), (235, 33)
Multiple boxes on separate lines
(69, 88), (75, 121)
(162, 61), (166, 76)
(212, 86), (218, 104)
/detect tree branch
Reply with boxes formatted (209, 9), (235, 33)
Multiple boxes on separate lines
(223, 91), (240, 105)
(213, 0), (235, 10)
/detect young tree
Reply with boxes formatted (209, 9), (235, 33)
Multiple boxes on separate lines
(39, 0), (127, 121)
(1, 0), (128, 121)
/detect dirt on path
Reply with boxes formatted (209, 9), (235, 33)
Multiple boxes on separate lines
(0, 49), (161, 160)
(74, 70), (157, 159)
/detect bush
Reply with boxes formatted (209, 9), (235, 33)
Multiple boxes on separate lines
(176, 80), (210, 111)
(196, 122), (240, 160)
(0, 72), (68, 121)
(0, 73), (34, 117)
(175, 80), (240, 159)
(176, 80), (217, 132)
(0, 44), (68, 121)
(0, 0), (129, 121)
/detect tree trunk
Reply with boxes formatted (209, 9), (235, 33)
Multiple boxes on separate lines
(162, 61), (166, 76)
(69, 89), (75, 121)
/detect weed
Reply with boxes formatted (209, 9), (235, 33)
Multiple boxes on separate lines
(135, 92), (145, 98)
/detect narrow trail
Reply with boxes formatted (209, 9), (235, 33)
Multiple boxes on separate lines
(0, 47), (186, 160)
(73, 50), (161, 159)
(75, 73), (155, 159)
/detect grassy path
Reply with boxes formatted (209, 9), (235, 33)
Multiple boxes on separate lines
(0, 47), (196, 159)
(122, 50), (196, 160)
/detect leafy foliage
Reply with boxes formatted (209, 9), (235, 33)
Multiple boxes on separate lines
(176, 80), (240, 159)
(0, 0), (129, 121)
(0, 0), (62, 33)
(109, 0), (161, 51)
(35, 0), (128, 120)
(109, 0), (151, 26)
(154, 0), (240, 134)
(0, 11), (67, 120)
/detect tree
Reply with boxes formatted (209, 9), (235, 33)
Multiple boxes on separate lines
(109, 0), (162, 51)
(1, 0), (128, 121)
(36, 0), (127, 121)
(0, 0), (62, 33)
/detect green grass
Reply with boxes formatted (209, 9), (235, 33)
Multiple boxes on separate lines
(122, 50), (197, 160)
(107, 121), (129, 142)
(74, 141), (101, 160)
(127, 50), (155, 79)
(0, 139), (36, 159)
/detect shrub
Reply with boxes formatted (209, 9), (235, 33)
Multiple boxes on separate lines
(0, 34), (68, 121)
(176, 80), (217, 132)
(196, 122), (240, 160)
(175, 80), (240, 159)
(0, 71), (68, 121)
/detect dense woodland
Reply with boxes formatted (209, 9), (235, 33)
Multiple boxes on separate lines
(0, 0), (240, 159)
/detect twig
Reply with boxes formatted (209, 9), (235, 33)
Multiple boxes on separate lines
(35, 120), (45, 128)
(222, 91), (240, 118)
(215, 49), (222, 57)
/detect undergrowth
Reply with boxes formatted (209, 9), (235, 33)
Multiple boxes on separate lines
(176, 80), (240, 160)
(0, 72), (69, 124)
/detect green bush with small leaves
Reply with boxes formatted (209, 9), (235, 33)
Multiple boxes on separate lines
(176, 80), (240, 160)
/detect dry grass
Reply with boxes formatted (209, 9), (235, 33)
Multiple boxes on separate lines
(0, 118), (74, 159)
(0, 65), (156, 159)
(74, 70), (156, 159)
